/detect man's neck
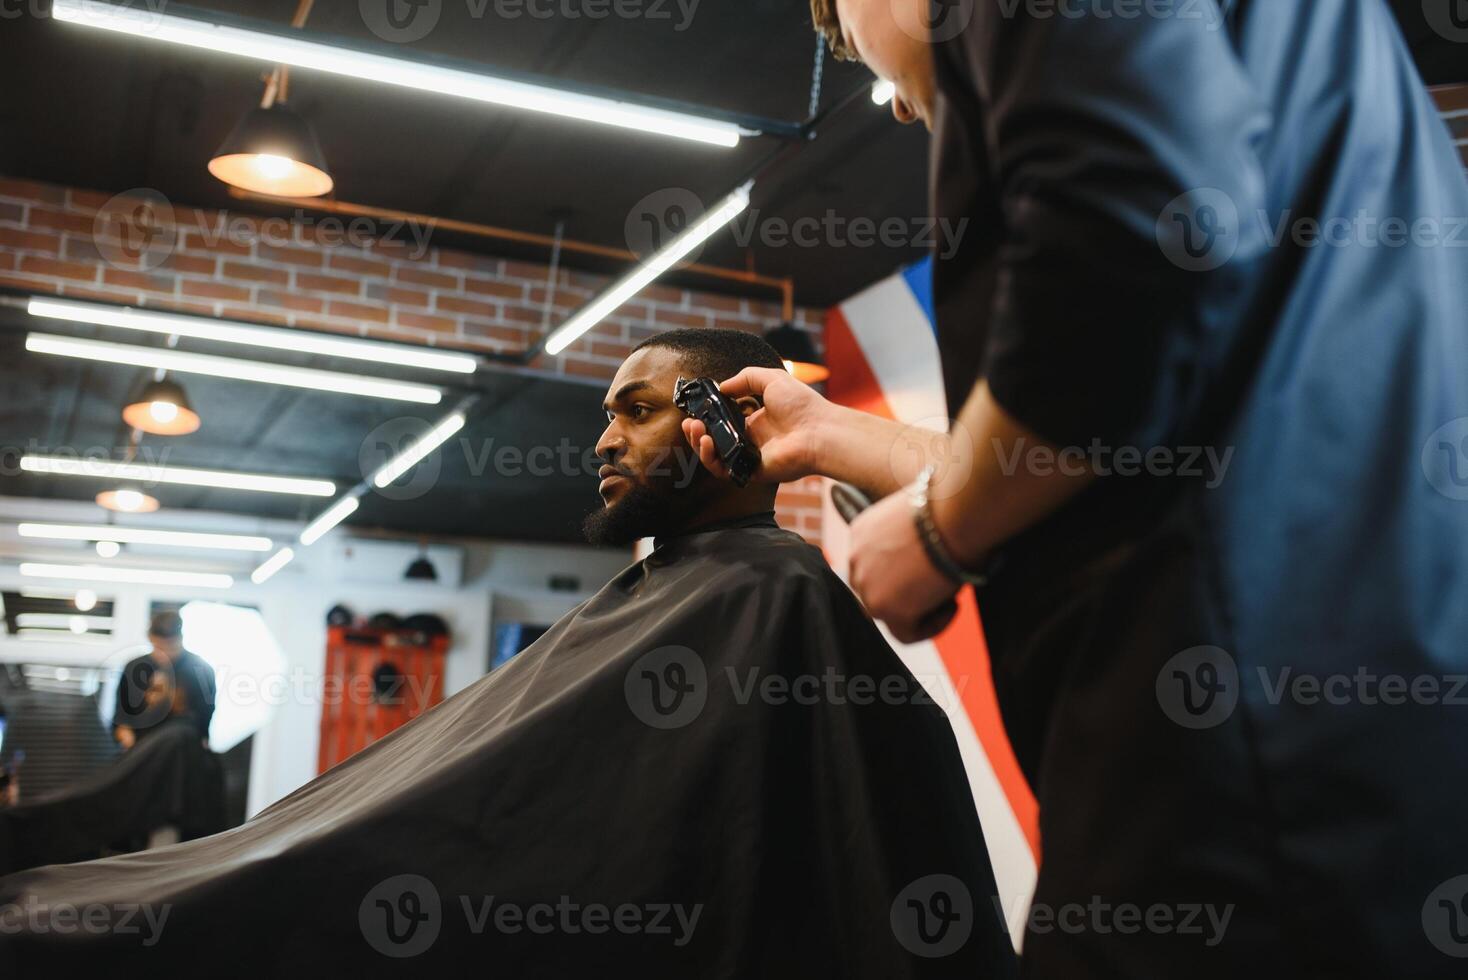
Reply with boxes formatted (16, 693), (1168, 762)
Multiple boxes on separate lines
(666, 494), (778, 538)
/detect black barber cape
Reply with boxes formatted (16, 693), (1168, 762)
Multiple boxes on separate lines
(0, 515), (1016, 977)
(0, 718), (225, 874)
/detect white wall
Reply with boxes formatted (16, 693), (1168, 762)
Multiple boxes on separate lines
(0, 496), (630, 817)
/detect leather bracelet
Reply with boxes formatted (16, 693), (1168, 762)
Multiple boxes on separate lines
(910, 465), (989, 588)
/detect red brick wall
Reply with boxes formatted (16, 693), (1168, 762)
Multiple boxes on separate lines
(0, 176), (830, 545)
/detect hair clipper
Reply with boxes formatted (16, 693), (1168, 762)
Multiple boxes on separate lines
(673, 376), (761, 487)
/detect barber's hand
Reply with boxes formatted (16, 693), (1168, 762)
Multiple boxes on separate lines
(681, 367), (826, 484)
(849, 491), (960, 643)
(115, 725), (136, 751)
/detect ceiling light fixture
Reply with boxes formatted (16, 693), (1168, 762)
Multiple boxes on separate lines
(96, 488), (161, 514)
(94, 540), (122, 558)
(545, 183), (754, 355)
(210, 104), (334, 197)
(74, 589), (98, 611)
(765, 323), (831, 384)
(250, 546), (295, 584)
(370, 412), (466, 488)
(19, 562), (235, 589)
(872, 80), (896, 106)
(28, 298), (478, 374)
(18, 523), (274, 552)
(52, 0), (744, 148)
(122, 377), (201, 435)
(21, 455), (336, 497)
(26, 334), (444, 404)
(299, 496), (360, 546)
(14, 613), (111, 631)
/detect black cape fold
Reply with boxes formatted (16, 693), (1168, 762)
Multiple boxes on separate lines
(0, 517), (1016, 977)
(0, 718), (225, 874)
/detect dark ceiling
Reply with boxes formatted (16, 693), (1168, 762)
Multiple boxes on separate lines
(0, 0), (931, 307)
(0, 1), (1457, 308)
(0, 308), (613, 544)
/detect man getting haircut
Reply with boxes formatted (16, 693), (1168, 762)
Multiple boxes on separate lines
(0, 328), (1015, 976)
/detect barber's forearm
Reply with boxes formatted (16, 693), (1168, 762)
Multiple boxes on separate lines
(811, 403), (949, 500)
(929, 381), (1095, 564)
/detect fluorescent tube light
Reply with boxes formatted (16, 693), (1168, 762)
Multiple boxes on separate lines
(18, 522), (274, 552)
(371, 412), (466, 488)
(19, 563), (235, 589)
(299, 497), (360, 546)
(545, 183), (753, 355)
(251, 547), (295, 584)
(872, 80), (895, 106)
(26, 334), (443, 404)
(52, 0), (743, 148)
(16, 613), (114, 630)
(21, 455), (336, 497)
(28, 298), (478, 375)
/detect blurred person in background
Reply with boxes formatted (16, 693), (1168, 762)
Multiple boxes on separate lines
(114, 611), (215, 749)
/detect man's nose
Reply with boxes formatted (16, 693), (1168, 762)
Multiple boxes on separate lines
(595, 424), (625, 463)
(892, 95), (919, 126)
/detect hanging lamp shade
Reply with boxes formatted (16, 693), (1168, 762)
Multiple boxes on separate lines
(208, 104), (334, 197)
(405, 555), (438, 581)
(123, 378), (200, 435)
(96, 487), (160, 514)
(765, 322), (830, 384)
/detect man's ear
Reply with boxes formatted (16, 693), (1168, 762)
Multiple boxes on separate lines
(733, 395), (761, 418)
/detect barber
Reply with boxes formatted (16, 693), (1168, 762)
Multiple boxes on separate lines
(114, 611), (216, 749)
(687, 0), (1468, 974)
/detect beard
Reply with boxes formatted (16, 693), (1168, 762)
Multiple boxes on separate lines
(582, 455), (706, 546)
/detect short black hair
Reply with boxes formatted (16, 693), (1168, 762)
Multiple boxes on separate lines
(149, 610), (183, 639)
(631, 327), (785, 381)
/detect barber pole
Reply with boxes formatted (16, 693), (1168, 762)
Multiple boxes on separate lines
(823, 258), (1039, 947)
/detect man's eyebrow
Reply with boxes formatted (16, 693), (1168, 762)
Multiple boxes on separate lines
(602, 379), (656, 412)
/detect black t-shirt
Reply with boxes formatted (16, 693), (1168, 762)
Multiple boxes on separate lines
(112, 650), (216, 743)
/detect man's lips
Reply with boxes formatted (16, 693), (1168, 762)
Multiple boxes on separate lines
(598, 464), (632, 494)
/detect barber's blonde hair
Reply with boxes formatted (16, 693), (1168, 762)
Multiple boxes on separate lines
(809, 0), (860, 61)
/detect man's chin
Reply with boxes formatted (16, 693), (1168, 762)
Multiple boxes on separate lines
(582, 482), (667, 546)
